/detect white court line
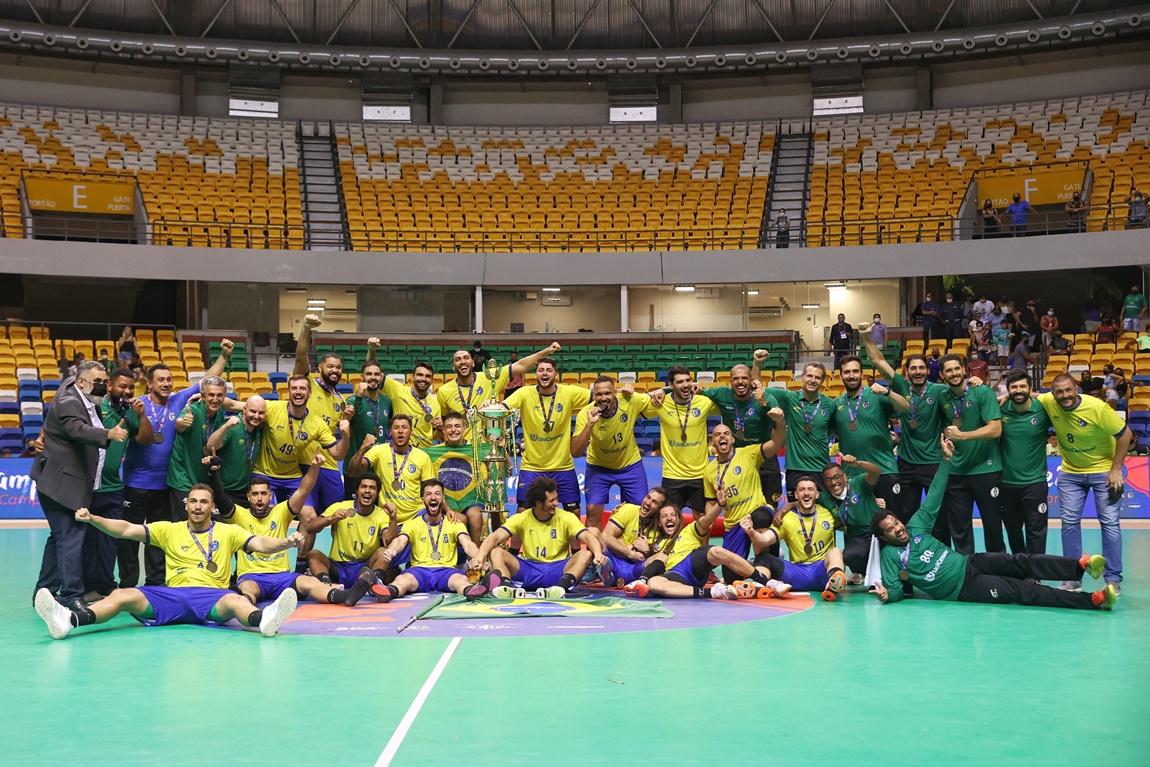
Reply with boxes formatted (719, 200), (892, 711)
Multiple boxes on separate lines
(375, 636), (462, 767)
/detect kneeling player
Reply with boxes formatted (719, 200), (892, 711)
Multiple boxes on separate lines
(213, 455), (373, 607)
(303, 473), (398, 596)
(372, 479), (481, 600)
(746, 475), (847, 601)
(35, 484), (301, 639)
(871, 436), (1117, 610)
(599, 487), (667, 587)
(466, 476), (606, 599)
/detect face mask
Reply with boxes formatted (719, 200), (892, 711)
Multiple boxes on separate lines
(946, 298), (953, 303)
(88, 381), (108, 398)
(873, 317), (880, 323)
(932, 352), (939, 358)
(1047, 311), (1054, 316)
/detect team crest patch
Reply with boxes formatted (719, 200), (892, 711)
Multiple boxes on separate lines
(821, 520), (831, 530)
(407, 464), (418, 473)
(990, 487), (1000, 498)
(269, 521), (277, 531)
(862, 401), (871, 409)
(927, 397), (935, 404)
(298, 431), (309, 441)
(550, 529), (557, 539)
(851, 495), (859, 504)
(733, 466), (742, 475)
(555, 403), (564, 413)
(1031, 417), (1038, 425)
(368, 526), (376, 535)
(692, 408), (701, 417)
(620, 413), (628, 422)
(892, 483), (901, 494)
(1077, 418), (1088, 427)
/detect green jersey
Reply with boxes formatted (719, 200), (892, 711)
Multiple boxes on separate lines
(935, 384), (1001, 476)
(346, 392), (393, 475)
(831, 388), (897, 476)
(818, 474), (880, 540)
(890, 374), (948, 465)
(879, 460), (966, 602)
(698, 386), (774, 448)
(999, 398), (1052, 484)
(166, 401), (227, 492)
(96, 400), (140, 493)
(1122, 292), (1147, 319)
(217, 424), (261, 493)
(765, 388), (835, 473)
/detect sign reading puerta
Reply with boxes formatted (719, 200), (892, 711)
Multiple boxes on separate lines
(0, 456), (1146, 520)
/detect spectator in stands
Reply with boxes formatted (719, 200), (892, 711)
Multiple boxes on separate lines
(505, 353), (524, 395)
(1096, 315), (1118, 345)
(927, 347), (942, 382)
(1138, 334), (1150, 354)
(941, 292), (964, 347)
(59, 352), (83, 380)
(1005, 193), (1035, 236)
(986, 304), (1005, 337)
(869, 314), (887, 347)
(1049, 330), (1072, 356)
(1082, 293), (1103, 333)
(1126, 189), (1148, 229)
(1011, 333), (1040, 372)
(971, 293), (994, 324)
(993, 321), (1012, 372)
(1102, 365), (1127, 405)
(21, 436), (41, 458)
(774, 212), (790, 249)
(978, 200), (1001, 239)
(829, 313), (853, 368)
(967, 353), (989, 384)
(470, 341), (492, 368)
(117, 326), (137, 360)
(969, 321), (991, 362)
(1121, 285), (1147, 331)
(1015, 300), (1041, 350)
(99, 350), (114, 376)
(920, 292), (942, 347)
(1040, 307), (1060, 353)
(1065, 191), (1088, 234)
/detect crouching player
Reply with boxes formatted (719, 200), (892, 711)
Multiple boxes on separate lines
(371, 479), (481, 600)
(35, 484), (302, 639)
(213, 454), (374, 607)
(744, 475), (847, 601)
(466, 476), (606, 599)
(598, 487), (668, 588)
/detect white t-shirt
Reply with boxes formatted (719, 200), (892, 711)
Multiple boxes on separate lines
(972, 299), (994, 321)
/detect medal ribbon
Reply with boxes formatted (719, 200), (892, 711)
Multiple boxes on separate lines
(899, 536), (922, 571)
(733, 398), (750, 434)
(715, 455), (732, 493)
(390, 446), (412, 484)
(458, 378), (477, 410)
(315, 375), (345, 407)
(428, 519), (444, 560)
(798, 511), (819, 551)
(845, 392), (862, 426)
(833, 491), (851, 528)
(287, 410), (305, 445)
(537, 386), (558, 427)
(188, 521), (215, 571)
(245, 428), (261, 466)
(365, 394), (382, 436)
(674, 395), (694, 438)
(908, 385), (926, 422)
(950, 382), (970, 422)
(411, 388), (433, 419)
(800, 397), (822, 429)
(144, 398), (166, 434)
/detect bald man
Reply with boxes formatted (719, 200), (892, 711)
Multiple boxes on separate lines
(207, 396), (268, 509)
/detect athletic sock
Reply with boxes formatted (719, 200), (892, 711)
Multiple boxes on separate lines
(748, 569), (770, 585)
(696, 586), (710, 598)
(639, 560), (665, 580)
(509, 547), (521, 557)
(827, 566), (844, 578)
(241, 592), (257, 606)
(316, 572), (332, 584)
(247, 610), (264, 627)
(558, 573), (578, 591)
(293, 558), (308, 575)
(71, 607), (96, 627)
(372, 569), (386, 583)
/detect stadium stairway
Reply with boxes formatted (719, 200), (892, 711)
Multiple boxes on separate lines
(298, 123), (347, 250)
(762, 132), (813, 246)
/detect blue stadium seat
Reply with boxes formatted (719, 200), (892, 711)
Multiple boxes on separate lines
(336, 383), (354, 395)
(22, 427), (40, 441)
(263, 392), (280, 400)
(40, 379), (61, 392)
(268, 372), (288, 385)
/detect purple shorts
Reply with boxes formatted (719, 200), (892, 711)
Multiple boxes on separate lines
(133, 586), (232, 626)
(780, 560), (829, 591)
(252, 473), (318, 511)
(332, 560), (368, 588)
(305, 466), (346, 512)
(603, 550), (645, 585)
(517, 469), (581, 510)
(584, 461), (649, 506)
(666, 547), (714, 588)
(511, 556), (570, 590)
(237, 571), (300, 601)
(406, 566), (466, 593)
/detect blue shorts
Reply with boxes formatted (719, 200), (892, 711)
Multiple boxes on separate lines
(253, 474), (319, 511)
(133, 586), (232, 627)
(237, 572), (300, 601)
(780, 560), (829, 591)
(308, 467), (346, 512)
(517, 469), (581, 510)
(511, 556), (570, 590)
(666, 547), (714, 588)
(603, 550), (645, 584)
(721, 507), (775, 560)
(584, 461), (649, 506)
(406, 566), (466, 593)
(332, 560), (368, 588)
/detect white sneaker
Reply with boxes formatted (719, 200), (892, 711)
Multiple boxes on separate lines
(536, 586), (566, 599)
(710, 583), (739, 600)
(34, 589), (74, 640)
(766, 579), (792, 597)
(847, 572), (864, 586)
(1058, 580), (1082, 592)
(259, 589), (298, 637)
(492, 585), (516, 599)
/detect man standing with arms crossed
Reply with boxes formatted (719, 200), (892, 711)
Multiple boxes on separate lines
(1038, 374), (1130, 593)
(572, 377), (651, 530)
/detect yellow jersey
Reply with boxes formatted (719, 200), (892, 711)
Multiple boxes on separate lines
(607, 502), (660, 548)
(400, 514), (470, 569)
(438, 365), (511, 443)
(324, 502), (390, 563)
(253, 400), (337, 480)
(504, 384), (592, 472)
(228, 501), (296, 576)
(1037, 392), (1128, 474)
(301, 376), (346, 471)
(363, 444), (436, 522)
(702, 446), (769, 529)
(500, 509), (588, 563)
(644, 394), (720, 480)
(574, 393), (650, 470)
(383, 376), (442, 449)
(146, 520), (253, 588)
(773, 506), (837, 565)
(662, 520), (709, 569)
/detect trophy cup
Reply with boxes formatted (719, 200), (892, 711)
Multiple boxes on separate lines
(466, 359), (520, 562)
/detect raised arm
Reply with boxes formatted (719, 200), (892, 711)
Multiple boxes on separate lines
(288, 454), (325, 515)
(348, 434), (377, 476)
(203, 338), (235, 378)
(858, 322), (896, 381)
(759, 407), (787, 460)
(874, 381), (909, 413)
(512, 342), (561, 378)
(207, 415), (242, 453)
(906, 436), (954, 533)
(751, 348), (768, 384)
(365, 337), (381, 365)
(129, 397), (155, 446)
(841, 454), (881, 486)
(245, 531), (306, 555)
(75, 508), (147, 542)
(570, 408), (596, 458)
(205, 459), (236, 519)
(293, 315), (321, 376)
(694, 484), (727, 535)
(327, 419), (351, 461)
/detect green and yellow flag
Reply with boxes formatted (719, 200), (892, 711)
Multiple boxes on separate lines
(422, 442), (494, 508)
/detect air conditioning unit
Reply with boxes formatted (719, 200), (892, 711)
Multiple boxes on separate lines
(749, 305), (783, 317)
(696, 287), (720, 299)
(541, 294), (572, 306)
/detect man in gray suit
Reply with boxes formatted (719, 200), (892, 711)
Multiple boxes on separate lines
(32, 361), (128, 609)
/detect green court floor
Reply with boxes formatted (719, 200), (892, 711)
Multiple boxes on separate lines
(4, 527), (1147, 767)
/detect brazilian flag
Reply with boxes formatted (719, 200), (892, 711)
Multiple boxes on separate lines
(422, 443), (495, 508)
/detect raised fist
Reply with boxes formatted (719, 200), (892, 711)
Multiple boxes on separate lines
(304, 314), (322, 329)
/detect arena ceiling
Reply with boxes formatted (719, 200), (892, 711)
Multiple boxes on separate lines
(0, 1), (1145, 76)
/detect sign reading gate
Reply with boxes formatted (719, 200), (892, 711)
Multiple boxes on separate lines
(24, 178), (136, 214)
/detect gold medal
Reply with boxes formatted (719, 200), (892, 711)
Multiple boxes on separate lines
(898, 569), (909, 581)
(431, 551), (441, 561)
(952, 418), (962, 428)
(153, 432), (164, 444)
(391, 478), (401, 490)
(205, 561), (218, 573)
(908, 418), (919, 429)
(848, 421), (858, 431)
(803, 423), (812, 434)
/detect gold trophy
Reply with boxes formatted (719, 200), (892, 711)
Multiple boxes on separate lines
(465, 359), (520, 580)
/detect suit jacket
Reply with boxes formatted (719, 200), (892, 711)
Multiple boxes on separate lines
(31, 377), (110, 510)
